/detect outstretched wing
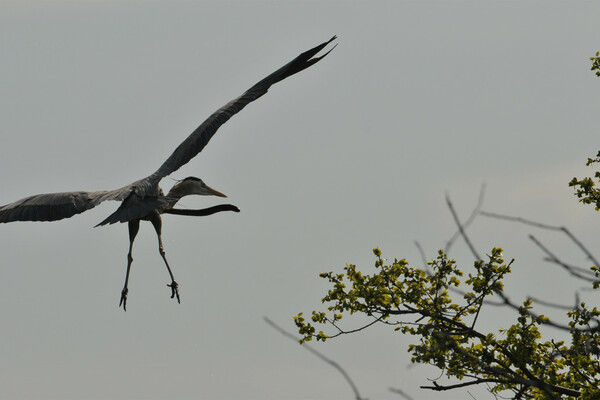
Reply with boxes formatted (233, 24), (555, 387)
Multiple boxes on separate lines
(0, 190), (114, 223)
(130, 36), (337, 199)
(0, 36), (336, 225)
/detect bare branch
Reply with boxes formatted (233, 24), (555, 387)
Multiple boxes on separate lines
(480, 212), (600, 268)
(422, 378), (508, 392)
(541, 258), (598, 279)
(529, 234), (600, 284)
(445, 192), (482, 260)
(263, 317), (367, 400)
(479, 211), (563, 231)
(446, 184), (486, 255)
(324, 315), (387, 339)
(389, 387), (415, 400)
(561, 227), (600, 268)
(527, 296), (576, 311)
(414, 240), (431, 274)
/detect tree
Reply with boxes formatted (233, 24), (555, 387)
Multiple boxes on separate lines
(295, 243), (599, 398)
(590, 52), (600, 77)
(294, 55), (600, 399)
(570, 152), (600, 222)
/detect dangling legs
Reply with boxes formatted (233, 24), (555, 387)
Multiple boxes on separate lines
(120, 219), (140, 311)
(149, 212), (180, 304)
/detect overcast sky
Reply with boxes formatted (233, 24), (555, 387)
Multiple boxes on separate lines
(1, 1), (600, 399)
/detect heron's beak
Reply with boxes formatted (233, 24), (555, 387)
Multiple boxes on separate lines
(205, 184), (227, 198)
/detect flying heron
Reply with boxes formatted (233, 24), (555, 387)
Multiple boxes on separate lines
(0, 36), (337, 310)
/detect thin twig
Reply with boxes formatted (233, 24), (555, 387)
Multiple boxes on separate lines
(541, 258), (598, 278)
(414, 240), (432, 274)
(561, 227), (600, 268)
(527, 296), (576, 311)
(389, 387), (415, 400)
(494, 290), (577, 332)
(446, 184), (486, 254)
(479, 212), (563, 231)
(480, 212), (600, 268)
(325, 315), (385, 338)
(445, 192), (482, 260)
(422, 378), (508, 392)
(263, 317), (367, 400)
(529, 234), (600, 284)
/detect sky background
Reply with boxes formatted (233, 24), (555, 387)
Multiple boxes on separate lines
(1, 1), (600, 399)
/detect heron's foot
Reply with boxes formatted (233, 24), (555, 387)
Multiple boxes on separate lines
(119, 287), (128, 311)
(167, 281), (180, 304)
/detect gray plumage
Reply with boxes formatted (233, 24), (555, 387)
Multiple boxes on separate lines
(0, 37), (336, 310)
(0, 36), (336, 226)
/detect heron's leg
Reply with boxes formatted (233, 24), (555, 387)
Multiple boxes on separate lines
(120, 219), (140, 311)
(149, 212), (180, 304)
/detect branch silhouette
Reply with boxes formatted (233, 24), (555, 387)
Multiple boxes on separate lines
(264, 316), (368, 400)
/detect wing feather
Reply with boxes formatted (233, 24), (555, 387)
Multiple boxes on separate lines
(0, 191), (113, 223)
(131, 36), (337, 198)
(0, 36), (336, 225)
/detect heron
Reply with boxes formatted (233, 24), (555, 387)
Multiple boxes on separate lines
(0, 36), (337, 310)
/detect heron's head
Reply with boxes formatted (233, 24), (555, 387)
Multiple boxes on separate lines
(167, 177), (227, 198)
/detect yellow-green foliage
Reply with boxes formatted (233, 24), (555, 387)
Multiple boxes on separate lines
(591, 51), (600, 77)
(295, 248), (599, 398)
(294, 53), (600, 397)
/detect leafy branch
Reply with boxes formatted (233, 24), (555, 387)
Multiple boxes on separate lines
(295, 244), (599, 398)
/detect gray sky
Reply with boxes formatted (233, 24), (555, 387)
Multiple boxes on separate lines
(1, 1), (599, 399)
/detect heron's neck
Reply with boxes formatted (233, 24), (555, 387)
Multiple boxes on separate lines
(165, 186), (191, 201)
